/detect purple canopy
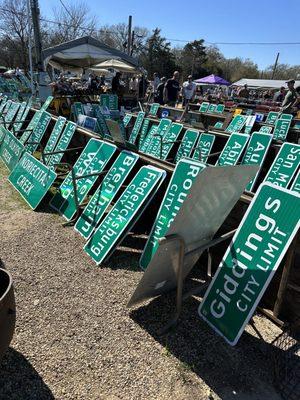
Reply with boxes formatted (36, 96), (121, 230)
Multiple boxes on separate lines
(194, 74), (230, 86)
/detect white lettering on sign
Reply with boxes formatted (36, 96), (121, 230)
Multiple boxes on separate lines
(16, 174), (34, 195)
(20, 156), (48, 186)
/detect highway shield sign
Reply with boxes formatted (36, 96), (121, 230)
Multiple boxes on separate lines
(242, 132), (272, 192)
(216, 133), (249, 166)
(273, 118), (291, 141)
(264, 143), (300, 188)
(47, 121), (77, 168)
(0, 128), (25, 171)
(199, 182), (300, 345)
(140, 159), (206, 270)
(75, 151), (139, 239)
(9, 152), (57, 209)
(129, 111), (145, 143)
(175, 129), (199, 163)
(84, 166), (166, 265)
(192, 133), (215, 163)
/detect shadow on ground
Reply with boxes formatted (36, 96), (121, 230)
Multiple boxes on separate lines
(0, 348), (54, 400)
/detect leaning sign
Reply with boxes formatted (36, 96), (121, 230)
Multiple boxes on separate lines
(199, 182), (300, 345)
(8, 152), (57, 209)
(0, 128), (25, 171)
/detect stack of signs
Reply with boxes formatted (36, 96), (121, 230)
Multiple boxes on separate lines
(75, 151), (139, 239)
(264, 143), (300, 188)
(84, 166), (166, 265)
(290, 170), (300, 194)
(259, 126), (272, 134)
(216, 133), (249, 166)
(225, 115), (247, 133)
(24, 111), (52, 153)
(140, 159), (206, 270)
(273, 116), (292, 141)
(8, 152), (57, 209)
(199, 102), (209, 113)
(265, 111), (279, 125)
(139, 125), (158, 153)
(199, 182), (300, 346)
(45, 122), (77, 168)
(42, 117), (66, 164)
(241, 132), (272, 192)
(244, 116), (256, 134)
(0, 128), (25, 171)
(128, 111), (145, 144)
(192, 133), (215, 163)
(50, 140), (117, 221)
(149, 103), (160, 116)
(100, 94), (118, 111)
(145, 119), (172, 157)
(175, 129), (199, 163)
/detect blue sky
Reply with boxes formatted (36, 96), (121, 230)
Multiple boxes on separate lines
(39, 0), (300, 70)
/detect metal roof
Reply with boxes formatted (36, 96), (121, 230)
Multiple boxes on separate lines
(232, 78), (300, 89)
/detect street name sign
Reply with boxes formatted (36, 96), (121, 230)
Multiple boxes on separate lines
(273, 118), (292, 141)
(84, 166), (166, 265)
(259, 126), (272, 134)
(199, 102), (209, 113)
(158, 122), (183, 160)
(46, 121), (77, 168)
(225, 115), (247, 133)
(149, 103), (160, 116)
(43, 116), (66, 164)
(100, 94), (118, 110)
(265, 111), (279, 125)
(216, 104), (225, 113)
(175, 129), (199, 163)
(0, 128), (25, 171)
(25, 111), (52, 153)
(123, 114), (133, 127)
(244, 116), (256, 134)
(199, 182), (300, 345)
(9, 152), (57, 209)
(75, 151), (139, 239)
(129, 111), (145, 143)
(216, 133), (249, 166)
(192, 133), (215, 163)
(138, 118), (150, 148)
(207, 104), (217, 113)
(139, 125), (158, 153)
(145, 119), (172, 156)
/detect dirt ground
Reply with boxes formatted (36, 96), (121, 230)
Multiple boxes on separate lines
(0, 161), (285, 400)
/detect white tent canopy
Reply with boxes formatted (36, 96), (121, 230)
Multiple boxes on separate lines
(43, 36), (139, 73)
(232, 78), (300, 89)
(93, 59), (139, 73)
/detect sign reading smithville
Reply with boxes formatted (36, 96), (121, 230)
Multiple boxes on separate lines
(9, 152), (57, 209)
(192, 133), (215, 163)
(0, 128), (25, 171)
(199, 182), (300, 346)
(84, 166), (166, 265)
(264, 143), (300, 188)
(140, 159), (206, 270)
(216, 133), (249, 166)
(75, 151), (139, 239)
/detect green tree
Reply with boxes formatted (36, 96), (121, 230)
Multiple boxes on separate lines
(178, 39), (207, 79)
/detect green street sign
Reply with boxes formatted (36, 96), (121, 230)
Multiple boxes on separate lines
(53, 142), (117, 221)
(216, 104), (225, 113)
(8, 152), (57, 209)
(2, 100), (12, 114)
(244, 116), (256, 134)
(50, 138), (104, 212)
(73, 102), (84, 120)
(290, 169), (300, 194)
(216, 133), (249, 166)
(149, 103), (160, 116)
(175, 129), (199, 163)
(245, 109), (253, 116)
(25, 111), (52, 153)
(199, 102), (209, 112)
(145, 119), (172, 156)
(93, 105), (110, 137)
(214, 122), (223, 129)
(0, 128), (25, 171)
(40, 96), (53, 111)
(264, 143), (300, 188)
(139, 125), (158, 153)
(265, 111), (279, 125)
(46, 121), (77, 168)
(225, 115), (247, 133)
(242, 132), (272, 192)
(11, 102), (27, 131)
(259, 126), (272, 134)
(207, 104), (217, 113)
(75, 151), (139, 239)
(43, 116), (66, 164)
(138, 118), (150, 148)
(100, 94), (118, 110)
(159, 122), (183, 160)
(129, 111), (145, 143)
(3, 102), (19, 124)
(123, 114), (132, 127)
(280, 113), (293, 121)
(273, 118), (292, 141)
(19, 111), (42, 144)
(84, 166), (166, 265)
(192, 133), (215, 163)
(140, 159), (206, 270)
(199, 182), (300, 346)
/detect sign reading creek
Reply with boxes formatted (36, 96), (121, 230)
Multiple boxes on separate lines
(199, 182), (300, 345)
(140, 159), (206, 270)
(75, 151), (139, 239)
(84, 166), (166, 265)
(8, 152), (57, 209)
(0, 128), (25, 171)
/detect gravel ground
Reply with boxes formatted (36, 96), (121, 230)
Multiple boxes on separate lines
(0, 161), (284, 400)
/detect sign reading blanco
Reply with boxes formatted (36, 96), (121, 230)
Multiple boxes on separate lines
(84, 166), (166, 265)
(199, 182), (300, 346)
(9, 152), (57, 209)
(0, 128), (25, 171)
(75, 151), (139, 239)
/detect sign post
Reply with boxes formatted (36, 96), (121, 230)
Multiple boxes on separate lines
(199, 183), (300, 345)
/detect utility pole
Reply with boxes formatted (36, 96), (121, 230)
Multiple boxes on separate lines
(130, 31), (135, 56)
(30, 0), (44, 72)
(127, 15), (132, 56)
(26, 0), (34, 95)
(271, 52), (280, 80)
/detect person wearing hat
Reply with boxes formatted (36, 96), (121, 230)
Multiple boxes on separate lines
(182, 75), (197, 107)
(281, 79), (299, 113)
